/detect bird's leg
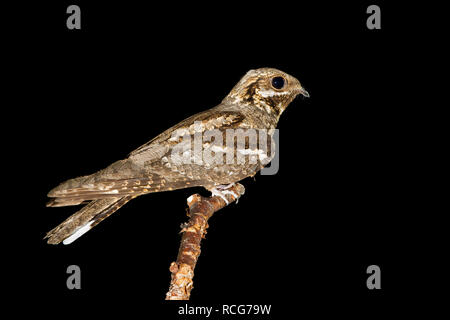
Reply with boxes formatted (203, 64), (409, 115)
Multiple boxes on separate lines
(210, 183), (241, 205)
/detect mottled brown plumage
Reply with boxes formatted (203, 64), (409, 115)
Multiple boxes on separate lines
(45, 68), (309, 244)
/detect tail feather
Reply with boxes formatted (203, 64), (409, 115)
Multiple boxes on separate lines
(46, 193), (131, 206)
(45, 196), (134, 245)
(48, 176), (159, 198)
(46, 198), (89, 207)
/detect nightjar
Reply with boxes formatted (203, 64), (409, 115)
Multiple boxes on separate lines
(45, 67), (309, 244)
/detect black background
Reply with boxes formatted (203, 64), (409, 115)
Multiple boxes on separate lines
(5, 0), (440, 317)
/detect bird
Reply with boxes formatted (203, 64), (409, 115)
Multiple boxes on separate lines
(45, 67), (309, 245)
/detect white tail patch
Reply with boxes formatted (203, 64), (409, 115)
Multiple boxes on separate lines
(63, 221), (95, 245)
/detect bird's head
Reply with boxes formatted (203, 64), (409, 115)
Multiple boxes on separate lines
(226, 67), (309, 119)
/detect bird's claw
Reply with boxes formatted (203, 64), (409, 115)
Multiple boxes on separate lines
(210, 184), (240, 205)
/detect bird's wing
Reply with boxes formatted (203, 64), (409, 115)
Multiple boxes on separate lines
(47, 159), (209, 203)
(47, 110), (246, 203)
(45, 196), (133, 245)
(129, 109), (245, 157)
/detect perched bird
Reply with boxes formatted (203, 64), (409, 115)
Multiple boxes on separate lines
(45, 68), (309, 245)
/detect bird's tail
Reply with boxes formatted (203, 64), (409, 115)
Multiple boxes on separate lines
(44, 195), (134, 245)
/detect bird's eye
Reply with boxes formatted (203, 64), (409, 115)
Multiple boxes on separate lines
(271, 76), (286, 90)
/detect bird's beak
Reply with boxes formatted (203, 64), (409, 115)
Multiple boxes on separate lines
(299, 86), (310, 98)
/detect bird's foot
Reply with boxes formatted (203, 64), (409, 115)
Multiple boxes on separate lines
(210, 183), (240, 205)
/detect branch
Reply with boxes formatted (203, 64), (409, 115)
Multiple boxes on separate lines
(165, 183), (245, 300)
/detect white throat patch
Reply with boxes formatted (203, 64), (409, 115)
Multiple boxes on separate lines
(258, 89), (290, 98)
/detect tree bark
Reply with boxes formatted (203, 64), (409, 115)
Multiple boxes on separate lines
(165, 183), (245, 300)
